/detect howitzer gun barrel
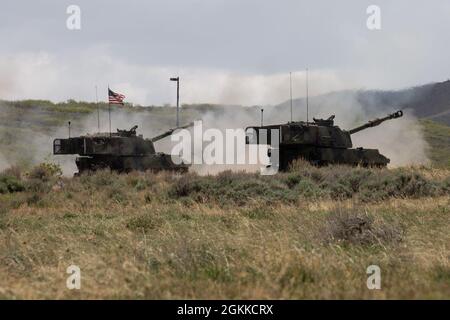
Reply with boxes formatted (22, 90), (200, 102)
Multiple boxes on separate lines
(150, 122), (195, 142)
(348, 110), (403, 135)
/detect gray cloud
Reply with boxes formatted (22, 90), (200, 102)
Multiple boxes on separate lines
(0, 0), (449, 105)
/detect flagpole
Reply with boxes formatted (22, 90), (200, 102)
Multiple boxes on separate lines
(108, 85), (111, 137)
(176, 78), (180, 127)
(170, 77), (180, 127)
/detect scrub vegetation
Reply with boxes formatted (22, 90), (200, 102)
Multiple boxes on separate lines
(0, 161), (448, 299)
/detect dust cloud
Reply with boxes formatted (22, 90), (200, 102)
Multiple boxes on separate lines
(0, 85), (430, 176)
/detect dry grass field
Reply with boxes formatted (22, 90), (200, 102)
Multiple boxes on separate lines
(0, 161), (449, 299)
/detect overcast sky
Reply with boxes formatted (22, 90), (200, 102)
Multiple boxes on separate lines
(0, 0), (449, 105)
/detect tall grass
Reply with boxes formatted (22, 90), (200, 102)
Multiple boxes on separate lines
(0, 163), (448, 299)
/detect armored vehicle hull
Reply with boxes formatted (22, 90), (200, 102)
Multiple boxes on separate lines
(75, 154), (189, 174)
(278, 145), (389, 169)
(54, 123), (193, 175)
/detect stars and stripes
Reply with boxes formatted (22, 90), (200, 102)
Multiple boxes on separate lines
(108, 88), (125, 105)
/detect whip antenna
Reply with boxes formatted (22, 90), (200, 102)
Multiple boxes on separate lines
(290, 72), (293, 122)
(306, 68), (309, 124)
(95, 85), (100, 132)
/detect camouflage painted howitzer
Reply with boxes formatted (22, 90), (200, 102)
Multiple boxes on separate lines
(245, 110), (403, 170)
(53, 122), (194, 175)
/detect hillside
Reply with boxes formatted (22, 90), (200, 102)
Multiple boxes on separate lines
(277, 80), (450, 126)
(421, 120), (450, 168)
(0, 98), (448, 170)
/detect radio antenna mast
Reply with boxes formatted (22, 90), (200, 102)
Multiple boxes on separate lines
(289, 72), (293, 122)
(306, 68), (309, 124)
(95, 85), (100, 132)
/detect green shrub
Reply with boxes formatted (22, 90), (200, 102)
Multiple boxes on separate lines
(26, 193), (43, 206)
(27, 163), (62, 181)
(126, 213), (163, 232)
(25, 179), (52, 193)
(0, 174), (25, 194)
(106, 185), (129, 203)
(125, 172), (156, 191)
(284, 173), (302, 188)
(168, 174), (204, 198)
(320, 180), (353, 200)
(82, 169), (117, 187)
(359, 170), (441, 201)
(325, 209), (403, 246)
(295, 179), (324, 198)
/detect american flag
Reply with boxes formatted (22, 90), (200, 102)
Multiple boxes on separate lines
(108, 88), (125, 105)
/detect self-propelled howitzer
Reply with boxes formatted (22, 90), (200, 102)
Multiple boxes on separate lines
(245, 110), (403, 170)
(53, 122), (194, 175)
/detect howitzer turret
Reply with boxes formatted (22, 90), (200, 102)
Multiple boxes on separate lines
(245, 110), (404, 170)
(53, 122), (194, 175)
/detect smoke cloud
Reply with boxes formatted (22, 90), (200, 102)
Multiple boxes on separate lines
(275, 91), (430, 167)
(0, 83), (430, 176)
(0, 51), (378, 106)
